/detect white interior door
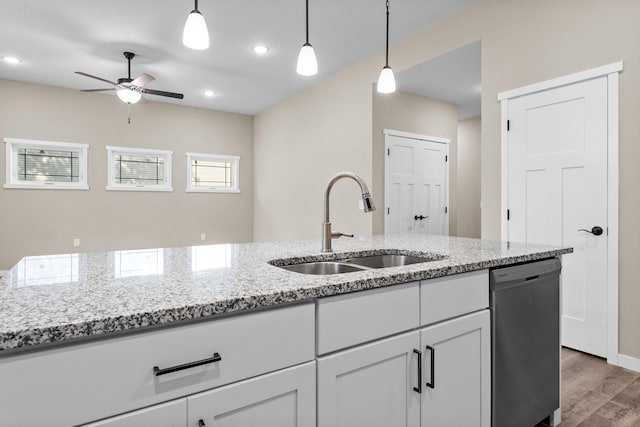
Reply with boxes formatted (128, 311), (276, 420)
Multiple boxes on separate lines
(507, 76), (608, 357)
(385, 132), (449, 235)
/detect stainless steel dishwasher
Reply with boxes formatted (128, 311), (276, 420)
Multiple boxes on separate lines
(490, 258), (561, 427)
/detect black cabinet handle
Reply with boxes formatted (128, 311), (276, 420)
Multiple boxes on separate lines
(414, 215), (428, 220)
(198, 420), (207, 427)
(413, 348), (422, 394)
(578, 226), (603, 236)
(153, 352), (221, 376)
(426, 345), (435, 389)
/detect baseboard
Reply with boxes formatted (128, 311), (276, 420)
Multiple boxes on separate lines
(618, 354), (640, 373)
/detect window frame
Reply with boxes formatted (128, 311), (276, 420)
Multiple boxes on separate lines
(3, 138), (89, 190)
(186, 152), (240, 193)
(105, 146), (173, 192)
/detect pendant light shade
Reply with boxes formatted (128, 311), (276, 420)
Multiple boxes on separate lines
(117, 88), (142, 104)
(183, 0), (210, 50)
(377, 66), (396, 94)
(377, 0), (396, 94)
(297, 43), (318, 76)
(297, 0), (317, 76)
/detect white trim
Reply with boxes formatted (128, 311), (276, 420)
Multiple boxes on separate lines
(105, 146), (173, 156)
(105, 146), (173, 192)
(4, 138), (89, 150)
(185, 152), (240, 193)
(3, 137), (89, 190)
(606, 71), (620, 366)
(497, 61), (623, 101)
(382, 128), (451, 144)
(500, 100), (509, 240)
(499, 64), (622, 365)
(618, 354), (640, 374)
(498, 61), (622, 101)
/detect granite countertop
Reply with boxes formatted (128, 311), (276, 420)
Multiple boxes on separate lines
(0, 234), (572, 353)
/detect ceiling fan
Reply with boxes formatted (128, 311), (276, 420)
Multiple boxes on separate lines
(76, 51), (184, 104)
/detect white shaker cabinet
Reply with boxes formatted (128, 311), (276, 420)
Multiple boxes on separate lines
(188, 362), (316, 427)
(420, 310), (491, 427)
(317, 331), (421, 427)
(82, 399), (186, 427)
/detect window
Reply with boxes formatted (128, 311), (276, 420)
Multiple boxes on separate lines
(106, 146), (173, 192)
(4, 138), (89, 189)
(186, 152), (240, 193)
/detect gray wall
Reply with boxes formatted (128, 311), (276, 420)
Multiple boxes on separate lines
(253, 0), (640, 359)
(457, 117), (481, 238)
(0, 79), (254, 269)
(371, 89), (459, 235)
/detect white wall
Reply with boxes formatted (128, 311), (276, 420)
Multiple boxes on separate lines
(457, 117), (481, 238)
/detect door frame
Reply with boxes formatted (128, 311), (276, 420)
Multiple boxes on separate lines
(383, 129), (451, 235)
(497, 61), (622, 365)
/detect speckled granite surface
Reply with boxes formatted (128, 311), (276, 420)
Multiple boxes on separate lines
(0, 234), (571, 353)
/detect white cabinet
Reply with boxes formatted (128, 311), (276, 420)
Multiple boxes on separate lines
(82, 399), (186, 427)
(317, 331), (421, 427)
(188, 362), (316, 427)
(420, 310), (490, 427)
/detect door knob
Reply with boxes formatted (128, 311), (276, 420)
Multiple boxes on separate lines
(578, 226), (603, 236)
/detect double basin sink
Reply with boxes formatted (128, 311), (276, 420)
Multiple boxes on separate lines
(271, 251), (447, 275)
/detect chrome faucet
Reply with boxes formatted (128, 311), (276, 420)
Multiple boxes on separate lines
(322, 172), (376, 252)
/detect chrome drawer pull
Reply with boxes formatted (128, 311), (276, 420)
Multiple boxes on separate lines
(153, 352), (221, 376)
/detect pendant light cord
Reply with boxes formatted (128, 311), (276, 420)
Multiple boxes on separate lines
(385, 0), (390, 67)
(194, 0), (199, 12)
(305, 0), (310, 44)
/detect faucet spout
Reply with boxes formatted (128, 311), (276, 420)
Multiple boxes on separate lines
(322, 172), (376, 253)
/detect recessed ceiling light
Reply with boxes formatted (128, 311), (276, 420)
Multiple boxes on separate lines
(2, 56), (21, 64)
(204, 90), (215, 97)
(252, 45), (269, 55)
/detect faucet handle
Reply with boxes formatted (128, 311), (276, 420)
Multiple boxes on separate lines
(331, 231), (354, 239)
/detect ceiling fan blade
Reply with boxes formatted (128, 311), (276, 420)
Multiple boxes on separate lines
(75, 71), (117, 86)
(81, 88), (116, 92)
(142, 88), (184, 99)
(131, 73), (155, 87)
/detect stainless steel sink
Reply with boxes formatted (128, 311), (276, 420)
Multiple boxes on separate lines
(344, 254), (439, 268)
(279, 261), (367, 275)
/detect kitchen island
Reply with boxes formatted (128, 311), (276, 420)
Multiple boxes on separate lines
(0, 234), (571, 426)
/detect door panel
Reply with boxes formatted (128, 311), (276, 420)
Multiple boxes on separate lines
(317, 331), (420, 427)
(188, 362), (315, 427)
(507, 76), (608, 357)
(385, 134), (449, 235)
(420, 311), (490, 427)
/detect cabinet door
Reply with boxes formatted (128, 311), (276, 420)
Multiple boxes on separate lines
(188, 362), (315, 427)
(420, 310), (490, 427)
(82, 399), (186, 427)
(317, 331), (421, 427)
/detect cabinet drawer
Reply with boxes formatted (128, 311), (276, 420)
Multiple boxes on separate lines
(0, 303), (314, 427)
(420, 270), (488, 326)
(317, 282), (419, 355)
(81, 399), (186, 427)
(188, 362), (316, 427)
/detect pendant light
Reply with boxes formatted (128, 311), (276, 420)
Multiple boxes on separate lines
(296, 0), (318, 76)
(377, 0), (396, 94)
(183, 0), (210, 50)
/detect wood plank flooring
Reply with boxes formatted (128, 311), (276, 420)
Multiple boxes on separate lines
(538, 347), (640, 426)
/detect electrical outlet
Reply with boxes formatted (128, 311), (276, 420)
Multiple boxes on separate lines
(200, 233), (206, 241)
(73, 238), (80, 247)
(358, 200), (364, 210)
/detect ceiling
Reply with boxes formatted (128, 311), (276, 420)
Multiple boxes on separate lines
(0, 0), (478, 116)
(397, 41), (481, 120)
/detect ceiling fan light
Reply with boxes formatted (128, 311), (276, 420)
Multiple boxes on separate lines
(117, 88), (142, 104)
(377, 66), (396, 94)
(183, 10), (210, 50)
(296, 43), (317, 76)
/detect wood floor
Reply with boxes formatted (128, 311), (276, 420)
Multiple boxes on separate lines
(541, 347), (640, 426)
